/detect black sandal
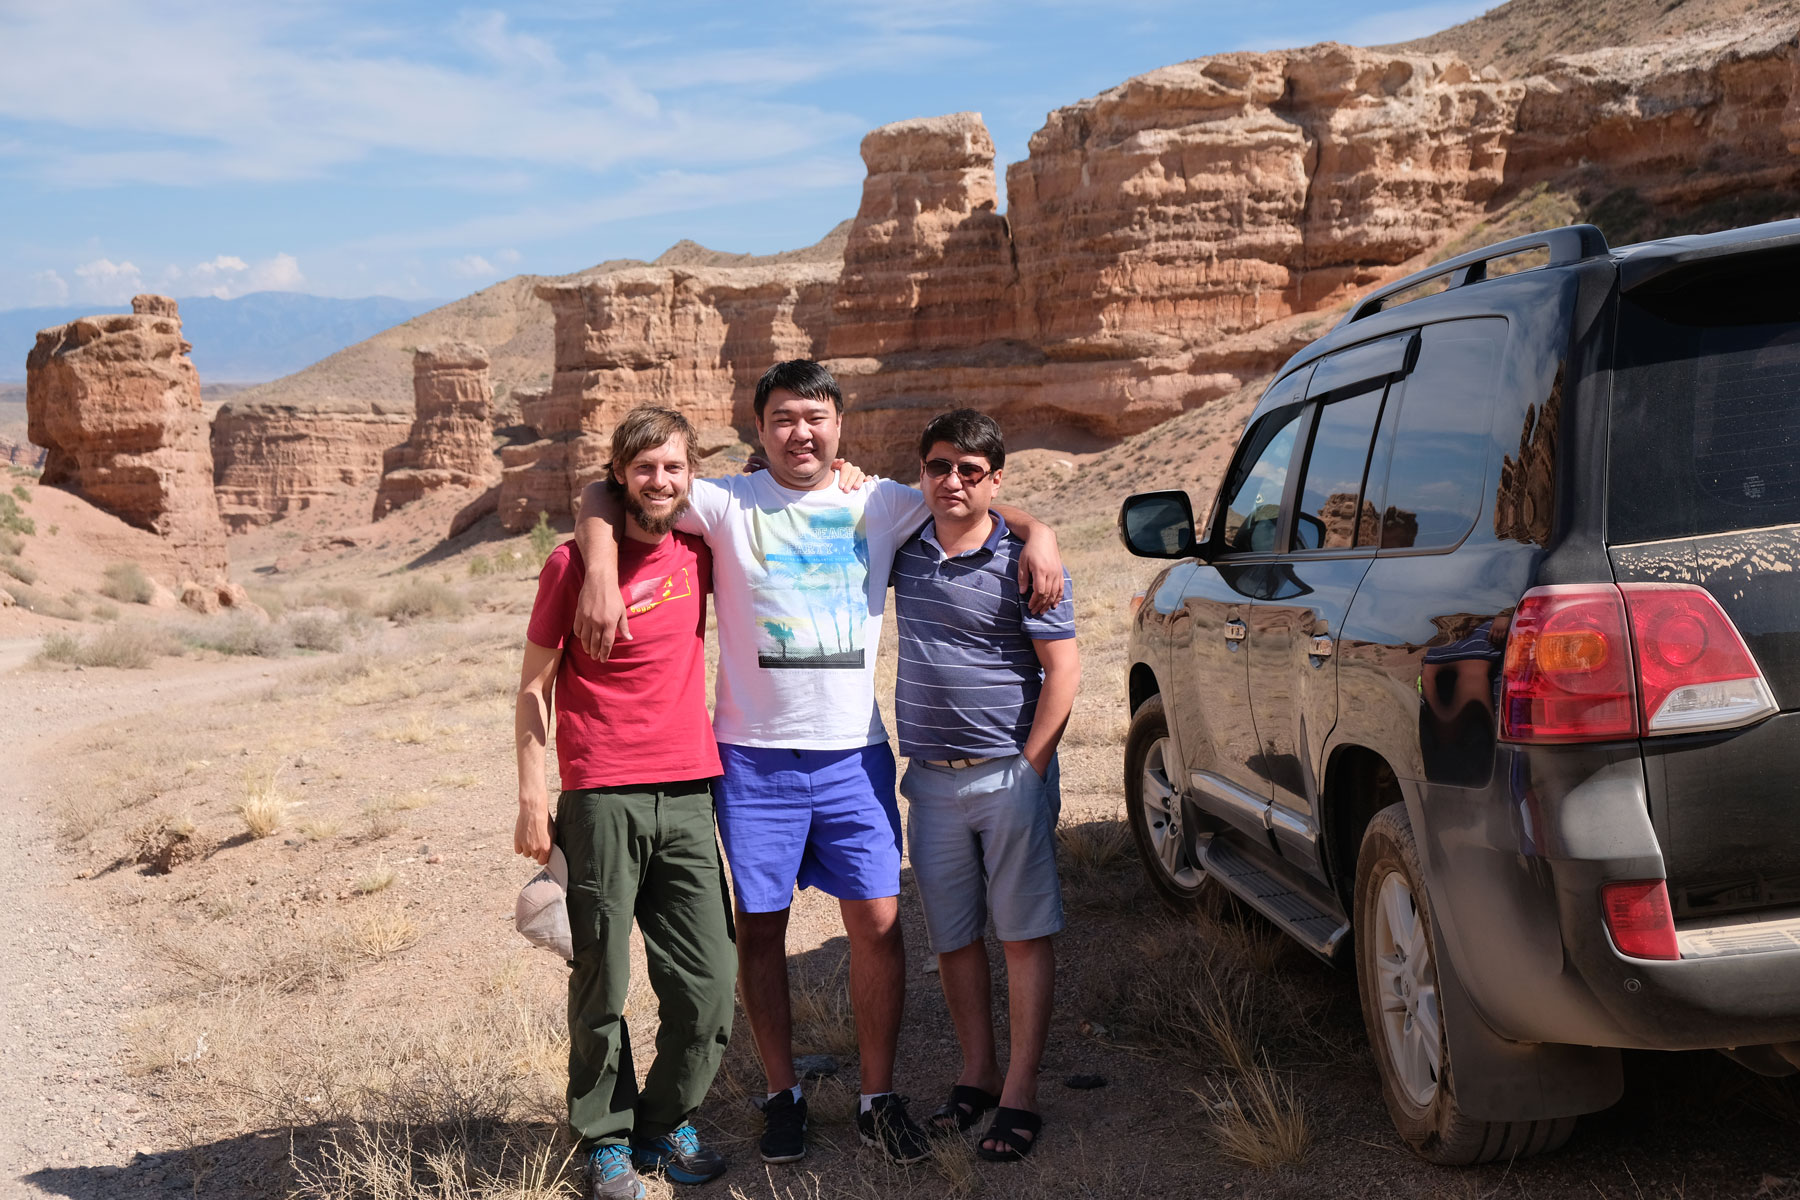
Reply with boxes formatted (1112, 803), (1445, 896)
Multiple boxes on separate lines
(928, 1084), (1000, 1133)
(976, 1107), (1043, 1162)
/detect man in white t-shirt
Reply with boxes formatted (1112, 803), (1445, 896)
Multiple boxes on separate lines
(571, 362), (1063, 1167)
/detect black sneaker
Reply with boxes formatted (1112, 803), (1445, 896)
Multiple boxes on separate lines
(581, 1145), (646, 1200)
(758, 1089), (808, 1163)
(856, 1093), (931, 1164)
(632, 1122), (727, 1185)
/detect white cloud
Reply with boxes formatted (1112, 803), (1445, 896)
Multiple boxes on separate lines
(495, 248), (521, 265)
(0, 2), (863, 188)
(244, 252), (305, 293)
(450, 254), (496, 277)
(128, 252), (310, 299)
(32, 270), (69, 305)
(73, 257), (144, 303)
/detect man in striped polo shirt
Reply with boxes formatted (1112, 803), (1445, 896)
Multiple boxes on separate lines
(892, 408), (1079, 1164)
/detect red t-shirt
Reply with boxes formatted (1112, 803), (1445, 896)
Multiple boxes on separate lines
(526, 533), (722, 788)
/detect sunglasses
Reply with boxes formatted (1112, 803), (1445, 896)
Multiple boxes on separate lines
(923, 458), (992, 485)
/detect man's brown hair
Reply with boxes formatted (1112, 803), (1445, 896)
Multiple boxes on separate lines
(607, 405), (700, 494)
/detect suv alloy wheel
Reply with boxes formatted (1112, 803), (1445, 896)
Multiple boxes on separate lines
(1124, 696), (1207, 906)
(1354, 804), (1578, 1164)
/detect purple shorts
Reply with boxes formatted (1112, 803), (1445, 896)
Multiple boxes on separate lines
(714, 742), (901, 913)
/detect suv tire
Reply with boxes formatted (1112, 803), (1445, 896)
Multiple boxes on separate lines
(1354, 803), (1578, 1164)
(1123, 695), (1207, 907)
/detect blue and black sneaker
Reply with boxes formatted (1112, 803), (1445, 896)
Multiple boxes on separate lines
(581, 1144), (646, 1200)
(632, 1122), (727, 1185)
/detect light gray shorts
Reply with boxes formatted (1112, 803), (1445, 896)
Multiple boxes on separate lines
(899, 753), (1064, 954)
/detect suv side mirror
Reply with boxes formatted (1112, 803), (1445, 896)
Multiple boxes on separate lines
(1119, 491), (1200, 559)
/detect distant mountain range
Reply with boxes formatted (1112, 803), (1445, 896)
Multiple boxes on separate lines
(0, 292), (444, 383)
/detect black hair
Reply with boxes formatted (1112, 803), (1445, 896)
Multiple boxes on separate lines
(753, 359), (844, 420)
(918, 408), (1005, 471)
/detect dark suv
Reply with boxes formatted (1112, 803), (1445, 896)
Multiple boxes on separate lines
(1118, 220), (1800, 1164)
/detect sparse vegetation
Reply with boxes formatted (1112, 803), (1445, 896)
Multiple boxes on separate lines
(297, 816), (343, 840)
(286, 611), (347, 652)
(99, 560), (156, 604)
(355, 858), (397, 894)
(244, 582), (288, 618)
(527, 511), (556, 566)
(1, 555), (36, 584)
(180, 614), (287, 657)
(7, 582), (82, 620)
(237, 767), (291, 838)
(379, 577), (469, 623)
(362, 796), (406, 839)
(0, 491), (34, 539)
(350, 907), (418, 959)
(34, 624), (173, 669)
(466, 553), (494, 577)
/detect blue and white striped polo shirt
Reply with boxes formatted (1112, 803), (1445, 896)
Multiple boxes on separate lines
(893, 512), (1076, 760)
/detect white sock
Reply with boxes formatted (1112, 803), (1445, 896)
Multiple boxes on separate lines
(768, 1084), (802, 1105)
(859, 1092), (889, 1114)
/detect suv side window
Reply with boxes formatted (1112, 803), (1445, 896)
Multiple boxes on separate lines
(1292, 387), (1387, 551)
(1217, 404), (1305, 554)
(1369, 318), (1507, 550)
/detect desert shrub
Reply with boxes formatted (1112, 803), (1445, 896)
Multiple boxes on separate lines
(466, 553), (494, 578)
(35, 631), (82, 665)
(34, 624), (172, 669)
(0, 531), (21, 556)
(90, 600), (120, 622)
(379, 578), (468, 623)
(10, 484), (27, 502)
(244, 583), (288, 619)
(238, 767), (290, 838)
(0, 492), (33, 537)
(9, 584), (83, 621)
(286, 612), (346, 653)
(100, 561), (155, 604)
(528, 511), (557, 566)
(0, 555), (35, 584)
(182, 614), (288, 657)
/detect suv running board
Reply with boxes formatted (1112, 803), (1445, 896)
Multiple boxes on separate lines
(1199, 835), (1351, 964)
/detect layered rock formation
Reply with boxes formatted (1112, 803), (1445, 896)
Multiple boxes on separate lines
(26, 295), (228, 576)
(213, 12), (1800, 514)
(213, 401), (410, 531)
(499, 264), (837, 530)
(372, 341), (499, 519)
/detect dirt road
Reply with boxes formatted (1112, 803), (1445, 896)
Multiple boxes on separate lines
(0, 646), (307, 1198)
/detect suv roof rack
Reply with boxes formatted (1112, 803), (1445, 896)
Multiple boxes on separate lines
(1341, 224), (1610, 326)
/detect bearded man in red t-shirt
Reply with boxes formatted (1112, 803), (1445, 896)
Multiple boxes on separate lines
(514, 406), (735, 1200)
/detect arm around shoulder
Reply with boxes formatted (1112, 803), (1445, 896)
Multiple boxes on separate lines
(572, 481), (628, 661)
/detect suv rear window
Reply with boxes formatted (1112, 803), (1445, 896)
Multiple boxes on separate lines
(1611, 255), (1800, 543)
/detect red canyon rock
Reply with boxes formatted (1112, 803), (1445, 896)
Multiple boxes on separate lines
(372, 341), (500, 519)
(25, 295), (228, 577)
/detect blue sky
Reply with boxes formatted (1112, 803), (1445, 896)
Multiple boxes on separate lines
(0, 0), (1490, 311)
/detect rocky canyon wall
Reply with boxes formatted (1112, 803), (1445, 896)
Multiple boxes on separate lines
(26, 295), (229, 577)
(215, 17), (1800, 518)
(372, 341), (499, 519)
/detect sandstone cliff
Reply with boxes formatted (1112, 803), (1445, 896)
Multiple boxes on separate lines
(216, 6), (1800, 517)
(26, 295), (229, 578)
(372, 341), (499, 519)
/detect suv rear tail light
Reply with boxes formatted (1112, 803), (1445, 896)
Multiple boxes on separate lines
(1620, 583), (1779, 734)
(1501, 583), (1776, 743)
(1601, 880), (1679, 960)
(1501, 586), (1637, 742)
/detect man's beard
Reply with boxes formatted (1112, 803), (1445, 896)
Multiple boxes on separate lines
(627, 490), (689, 536)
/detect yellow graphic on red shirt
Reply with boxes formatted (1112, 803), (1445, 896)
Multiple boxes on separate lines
(625, 566), (693, 615)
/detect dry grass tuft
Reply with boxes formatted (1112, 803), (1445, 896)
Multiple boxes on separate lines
(99, 560), (155, 604)
(349, 907), (419, 960)
(1204, 1055), (1311, 1168)
(297, 816), (343, 840)
(435, 772), (481, 790)
(35, 623), (174, 669)
(238, 766), (291, 839)
(377, 715), (436, 744)
(356, 858), (398, 895)
(791, 951), (859, 1060)
(363, 797), (406, 839)
(394, 789), (435, 810)
(380, 577), (470, 623)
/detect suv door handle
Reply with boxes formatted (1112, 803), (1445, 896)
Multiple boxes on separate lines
(1224, 619), (1247, 642)
(1309, 635), (1334, 659)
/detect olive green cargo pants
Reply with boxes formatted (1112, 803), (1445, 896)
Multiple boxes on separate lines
(555, 780), (736, 1150)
